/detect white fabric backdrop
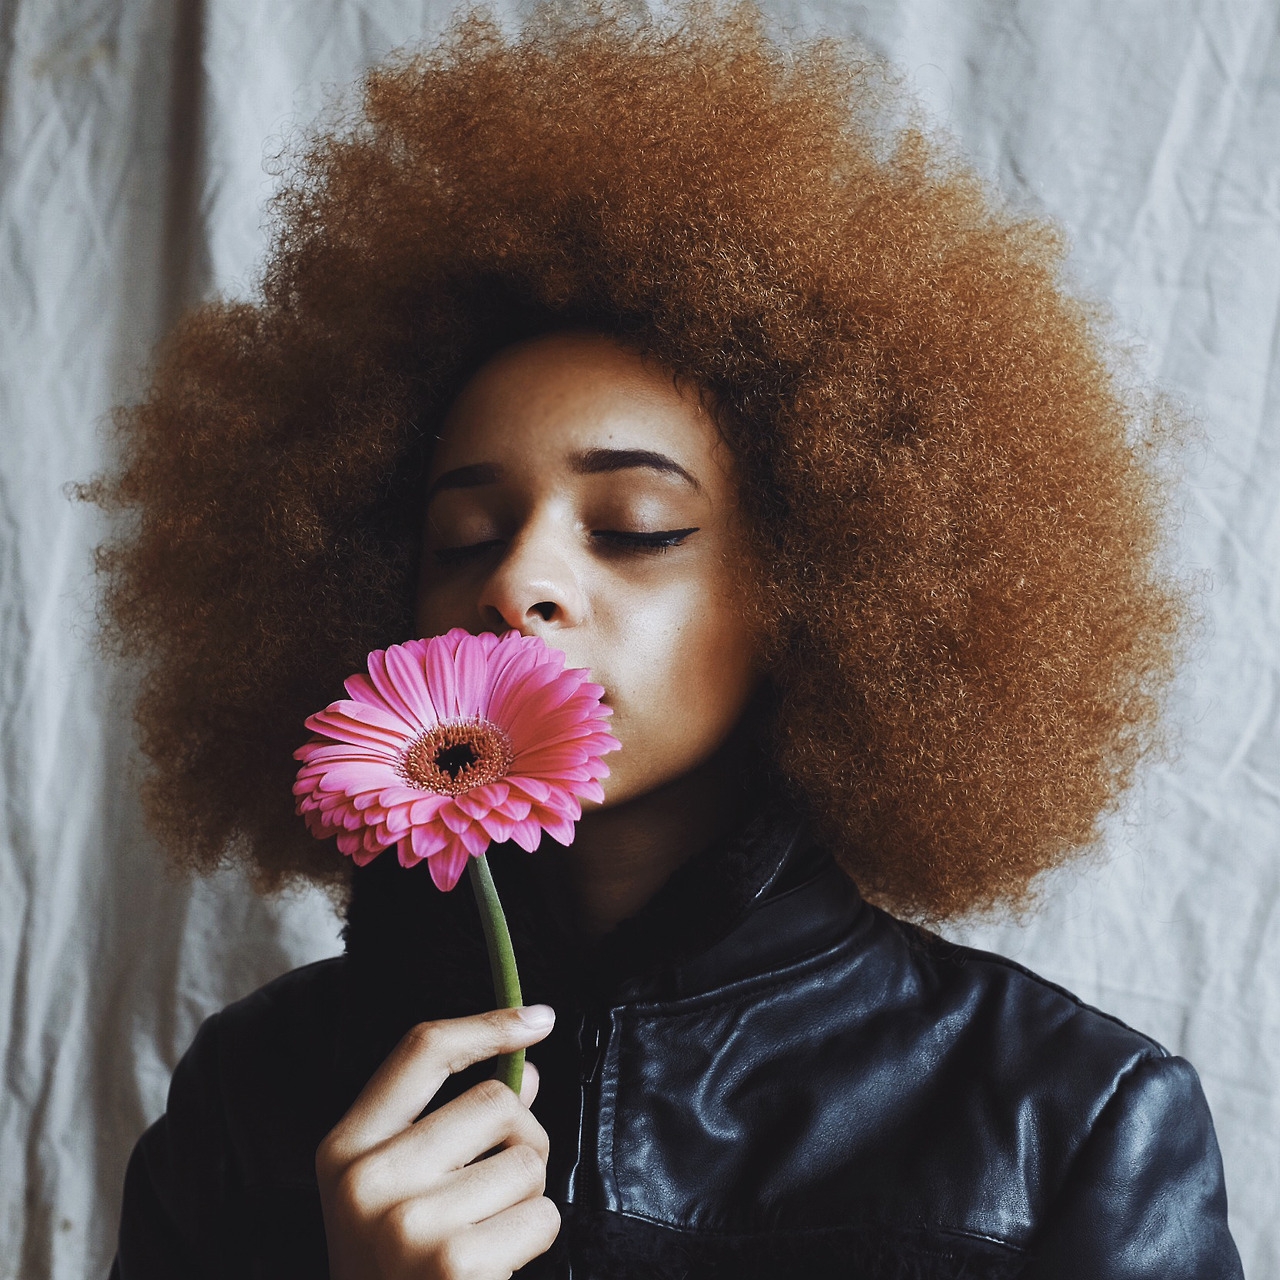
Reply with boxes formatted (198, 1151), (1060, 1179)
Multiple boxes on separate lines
(2, 1), (1277, 1276)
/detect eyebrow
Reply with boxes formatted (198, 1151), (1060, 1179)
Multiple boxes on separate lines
(425, 448), (702, 504)
(569, 447), (702, 492)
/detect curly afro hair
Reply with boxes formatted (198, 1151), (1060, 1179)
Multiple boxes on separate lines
(82, 2), (1183, 920)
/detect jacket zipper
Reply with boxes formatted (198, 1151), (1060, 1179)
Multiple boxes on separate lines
(568, 1012), (606, 1202)
(581, 1013), (606, 1085)
(565, 1011), (608, 1280)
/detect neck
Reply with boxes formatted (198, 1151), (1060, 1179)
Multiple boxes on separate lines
(540, 732), (763, 940)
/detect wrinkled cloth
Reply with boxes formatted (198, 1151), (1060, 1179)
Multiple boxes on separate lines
(111, 803), (1242, 1278)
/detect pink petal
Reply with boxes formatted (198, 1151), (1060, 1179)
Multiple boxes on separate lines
(466, 781), (510, 809)
(439, 802), (471, 834)
(384, 642), (440, 725)
(409, 794), (450, 824)
(306, 708), (408, 753)
(397, 835), (422, 867)
(507, 776), (552, 803)
(423, 637), (460, 719)
(574, 778), (606, 805)
(315, 761), (401, 794)
(503, 720), (609, 753)
(339, 806), (367, 831)
(453, 791), (493, 820)
(377, 785), (429, 808)
(366, 647), (430, 730)
(316, 698), (413, 736)
(316, 790), (354, 812)
(479, 810), (516, 842)
(294, 756), (386, 786)
(411, 823), (450, 860)
(495, 793), (533, 821)
(451, 633), (491, 717)
(483, 639), (545, 696)
(512, 743), (591, 774)
(537, 812), (577, 846)
(510, 818), (545, 852)
(484, 650), (565, 727)
(458, 822), (490, 856)
(294, 739), (397, 766)
(521, 762), (597, 784)
(342, 671), (383, 706)
(381, 806), (414, 836)
(495, 672), (580, 747)
(536, 789), (582, 820)
(428, 838), (471, 891)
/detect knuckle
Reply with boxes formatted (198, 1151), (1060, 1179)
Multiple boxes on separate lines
(332, 1156), (377, 1218)
(382, 1197), (420, 1241)
(527, 1195), (562, 1244)
(402, 1020), (442, 1057)
(510, 1143), (546, 1190)
(314, 1130), (342, 1184)
(434, 1236), (475, 1280)
(472, 1076), (516, 1115)
(517, 1112), (551, 1155)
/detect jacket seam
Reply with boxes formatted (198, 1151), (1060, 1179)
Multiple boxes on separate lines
(1019, 1047), (1165, 1261)
(582, 1206), (1028, 1255)
(616, 930), (863, 1015)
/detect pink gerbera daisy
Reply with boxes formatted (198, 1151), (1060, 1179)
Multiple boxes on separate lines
(293, 628), (621, 891)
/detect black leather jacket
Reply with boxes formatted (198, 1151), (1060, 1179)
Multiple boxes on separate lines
(112, 802), (1243, 1278)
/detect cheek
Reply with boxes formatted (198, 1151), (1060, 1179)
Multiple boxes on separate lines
(607, 571), (760, 775)
(668, 611), (759, 743)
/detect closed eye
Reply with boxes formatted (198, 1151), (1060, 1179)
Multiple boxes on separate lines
(592, 528), (700, 554)
(432, 527), (701, 567)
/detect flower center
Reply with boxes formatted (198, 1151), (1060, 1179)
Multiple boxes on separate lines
(400, 718), (514, 795)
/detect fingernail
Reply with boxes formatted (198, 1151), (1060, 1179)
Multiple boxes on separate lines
(516, 1004), (555, 1027)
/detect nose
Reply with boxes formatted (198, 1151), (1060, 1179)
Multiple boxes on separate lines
(477, 524), (586, 635)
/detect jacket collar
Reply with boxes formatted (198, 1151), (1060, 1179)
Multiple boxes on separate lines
(341, 780), (860, 1013)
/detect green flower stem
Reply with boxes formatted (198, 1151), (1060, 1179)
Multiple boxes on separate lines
(467, 851), (525, 1093)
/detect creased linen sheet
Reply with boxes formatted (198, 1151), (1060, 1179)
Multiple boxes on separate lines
(1, 1), (1276, 1276)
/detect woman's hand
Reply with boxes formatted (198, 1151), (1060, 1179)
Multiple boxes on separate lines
(316, 1005), (561, 1280)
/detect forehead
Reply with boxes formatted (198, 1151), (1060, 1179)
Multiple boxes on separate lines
(430, 333), (728, 480)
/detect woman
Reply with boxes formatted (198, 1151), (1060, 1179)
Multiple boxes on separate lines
(92, 6), (1242, 1277)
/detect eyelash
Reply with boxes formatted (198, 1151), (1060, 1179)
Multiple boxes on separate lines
(432, 527), (700, 566)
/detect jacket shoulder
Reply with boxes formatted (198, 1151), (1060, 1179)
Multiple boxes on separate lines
(903, 917), (1169, 1065)
(112, 960), (347, 1279)
(608, 894), (1237, 1274)
(206, 956), (351, 1185)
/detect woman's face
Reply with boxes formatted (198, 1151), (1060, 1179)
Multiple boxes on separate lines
(415, 332), (763, 808)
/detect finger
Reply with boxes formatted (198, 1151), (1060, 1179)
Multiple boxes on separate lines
(518, 1060), (540, 1110)
(338, 1076), (552, 1212)
(363, 1143), (548, 1257)
(437, 1142), (548, 1228)
(438, 1195), (562, 1278)
(332, 1006), (555, 1153)
(414, 1077), (551, 1175)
